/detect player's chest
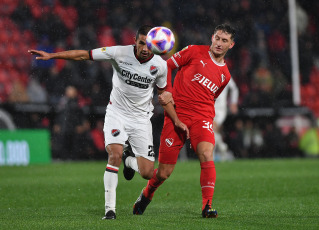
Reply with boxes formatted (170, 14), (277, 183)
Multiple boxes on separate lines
(116, 58), (160, 88)
(185, 58), (227, 90)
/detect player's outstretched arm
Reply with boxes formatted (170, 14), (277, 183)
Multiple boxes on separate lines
(28, 49), (90, 61)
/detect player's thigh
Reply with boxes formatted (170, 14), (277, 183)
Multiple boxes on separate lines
(158, 116), (185, 165)
(103, 109), (128, 147)
(189, 118), (215, 153)
(127, 120), (155, 162)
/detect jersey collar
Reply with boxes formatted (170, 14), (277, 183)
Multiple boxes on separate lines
(134, 46), (154, 64)
(208, 50), (226, 67)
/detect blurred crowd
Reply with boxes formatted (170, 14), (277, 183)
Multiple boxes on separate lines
(0, 0), (319, 159)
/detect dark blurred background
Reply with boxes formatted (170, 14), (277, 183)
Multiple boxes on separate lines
(0, 0), (318, 161)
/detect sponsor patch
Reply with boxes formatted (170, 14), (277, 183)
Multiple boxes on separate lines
(111, 129), (120, 137)
(165, 138), (174, 147)
(150, 65), (158, 75)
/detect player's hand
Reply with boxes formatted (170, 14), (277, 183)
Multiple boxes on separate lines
(158, 91), (174, 105)
(28, 49), (51, 60)
(175, 119), (190, 139)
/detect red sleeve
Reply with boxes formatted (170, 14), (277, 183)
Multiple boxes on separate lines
(89, 50), (93, 60)
(165, 45), (194, 93)
(165, 62), (173, 92)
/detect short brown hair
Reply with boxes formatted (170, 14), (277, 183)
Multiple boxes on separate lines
(214, 24), (236, 40)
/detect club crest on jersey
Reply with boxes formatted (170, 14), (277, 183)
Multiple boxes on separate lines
(221, 74), (225, 82)
(111, 129), (120, 137)
(165, 138), (174, 147)
(150, 65), (158, 75)
(101, 47), (106, 52)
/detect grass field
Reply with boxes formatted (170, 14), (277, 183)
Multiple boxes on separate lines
(1, 158), (319, 230)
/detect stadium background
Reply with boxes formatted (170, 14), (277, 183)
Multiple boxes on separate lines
(0, 0), (319, 162)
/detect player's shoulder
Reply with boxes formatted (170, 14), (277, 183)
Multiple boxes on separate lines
(223, 65), (232, 81)
(151, 54), (167, 66)
(97, 44), (133, 56)
(113, 45), (134, 53)
(183, 45), (209, 51)
(178, 45), (209, 56)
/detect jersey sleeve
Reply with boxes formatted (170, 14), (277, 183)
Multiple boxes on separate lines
(166, 45), (194, 92)
(165, 62), (173, 92)
(166, 45), (194, 70)
(156, 61), (168, 90)
(90, 46), (117, 61)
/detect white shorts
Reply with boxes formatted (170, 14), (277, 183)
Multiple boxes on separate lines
(103, 107), (155, 161)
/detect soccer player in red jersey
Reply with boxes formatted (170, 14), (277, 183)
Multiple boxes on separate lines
(133, 24), (236, 218)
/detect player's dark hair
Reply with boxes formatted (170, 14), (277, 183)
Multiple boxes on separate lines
(214, 24), (236, 40)
(136, 25), (153, 40)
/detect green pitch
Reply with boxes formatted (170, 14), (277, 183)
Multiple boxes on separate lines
(1, 158), (318, 229)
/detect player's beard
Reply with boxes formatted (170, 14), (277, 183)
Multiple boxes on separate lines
(210, 47), (224, 60)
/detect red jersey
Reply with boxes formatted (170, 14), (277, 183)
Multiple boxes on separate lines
(166, 45), (231, 119)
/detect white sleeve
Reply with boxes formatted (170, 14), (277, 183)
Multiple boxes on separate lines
(156, 61), (168, 89)
(91, 46), (117, 61)
(228, 78), (239, 104)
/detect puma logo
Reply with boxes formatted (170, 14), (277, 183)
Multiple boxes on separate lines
(200, 60), (207, 67)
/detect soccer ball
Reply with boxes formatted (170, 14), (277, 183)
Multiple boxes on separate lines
(146, 26), (175, 55)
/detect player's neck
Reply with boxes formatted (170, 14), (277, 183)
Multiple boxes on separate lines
(209, 50), (225, 64)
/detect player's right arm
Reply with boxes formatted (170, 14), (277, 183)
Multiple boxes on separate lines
(158, 88), (189, 139)
(158, 47), (192, 105)
(28, 50), (90, 61)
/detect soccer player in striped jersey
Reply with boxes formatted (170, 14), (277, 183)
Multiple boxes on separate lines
(28, 25), (188, 220)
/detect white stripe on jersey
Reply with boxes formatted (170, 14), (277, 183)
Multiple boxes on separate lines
(171, 56), (179, 68)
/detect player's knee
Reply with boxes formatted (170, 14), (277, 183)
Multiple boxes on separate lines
(139, 167), (153, 180)
(157, 169), (171, 181)
(108, 152), (122, 164)
(140, 171), (153, 180)
(198, 150), (214, 162)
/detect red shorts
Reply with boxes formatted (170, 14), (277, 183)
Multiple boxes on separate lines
(158, 114), (215, 164)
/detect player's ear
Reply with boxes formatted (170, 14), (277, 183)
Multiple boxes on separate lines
(229, 41), (235, 49)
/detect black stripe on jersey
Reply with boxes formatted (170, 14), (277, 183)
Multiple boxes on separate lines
(105, 168), (118, 174)
(157, 85), (166, 90)
(89, 50), (93, 60)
